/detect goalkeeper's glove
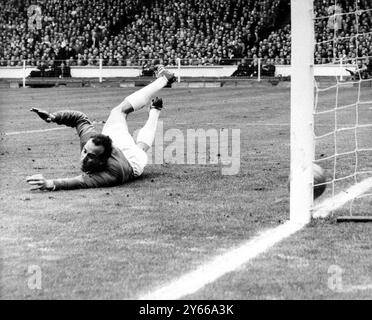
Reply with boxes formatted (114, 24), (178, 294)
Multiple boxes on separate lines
(30, 107), (56, 123)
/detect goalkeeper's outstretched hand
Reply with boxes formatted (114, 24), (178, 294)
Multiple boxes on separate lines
(30, 107), (56, 123)
(26, 174), (54, 191)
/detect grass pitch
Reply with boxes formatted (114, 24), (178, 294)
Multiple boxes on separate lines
(0, 85), (371, 299)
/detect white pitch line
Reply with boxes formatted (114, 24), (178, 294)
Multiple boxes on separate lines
(138, 177), (372, 300)
(4, 127), (68, 136)
(138, 220), (307, 300)
(339, 283), (372, 293)
(3, 122), (290, 136)
(313, 177), (372, 218)
(202, 123), (290, 126)
(3, 120), (110, 136)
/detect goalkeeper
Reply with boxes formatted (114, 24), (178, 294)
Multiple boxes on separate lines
(26, 66), (175, 191)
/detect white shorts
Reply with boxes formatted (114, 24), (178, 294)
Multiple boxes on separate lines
(102, 107), (148, 177)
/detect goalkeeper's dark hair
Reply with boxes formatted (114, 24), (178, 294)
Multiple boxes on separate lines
(91, 133), (113, 160)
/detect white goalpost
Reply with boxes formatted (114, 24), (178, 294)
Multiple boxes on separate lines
(291, 0), (372, 223)
(290, 0), (315, 223)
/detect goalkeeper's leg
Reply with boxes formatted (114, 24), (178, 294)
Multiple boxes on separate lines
(136, 97), (163, 152)
(117, 65), (175, 115)
(102, 66), (173, 145)
(120, 100), (162, 177)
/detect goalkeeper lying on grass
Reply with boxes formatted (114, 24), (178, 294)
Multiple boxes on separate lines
(26, 66), (175, 191)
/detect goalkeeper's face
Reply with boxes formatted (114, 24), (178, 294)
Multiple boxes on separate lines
(80, 139), (107, 173)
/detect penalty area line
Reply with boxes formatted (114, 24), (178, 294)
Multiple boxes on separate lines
(138, 178), (372, 300)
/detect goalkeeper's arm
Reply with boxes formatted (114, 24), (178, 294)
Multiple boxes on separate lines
(30, 107), (56, 123)
(26, 171), (119, 191)
(30, 108), (98, 146)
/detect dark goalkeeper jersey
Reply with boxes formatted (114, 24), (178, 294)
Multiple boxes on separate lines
(51, 110), (134, 190)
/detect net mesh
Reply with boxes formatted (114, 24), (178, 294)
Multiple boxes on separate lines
(313, 0), (372, 218)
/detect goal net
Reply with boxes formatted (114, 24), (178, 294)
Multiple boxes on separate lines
(290, 0), (372, 223)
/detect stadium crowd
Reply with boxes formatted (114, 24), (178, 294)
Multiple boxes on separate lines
(0, 0), (371, 71)
(0, 0), (285, 67)
(260, 0), (372, 65)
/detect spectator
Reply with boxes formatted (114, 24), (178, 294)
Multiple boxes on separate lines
(346, 59), (369, 80)
(366, 58), (372, 78)
(327, 3), (343, 33)
(261, 59), (276, 77)
(231, 58), (251, 77)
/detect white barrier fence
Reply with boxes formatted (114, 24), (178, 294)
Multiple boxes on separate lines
(0, 65), (239, 80)
(0, 59), (356, 83)
(275, 64), (353, 78)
